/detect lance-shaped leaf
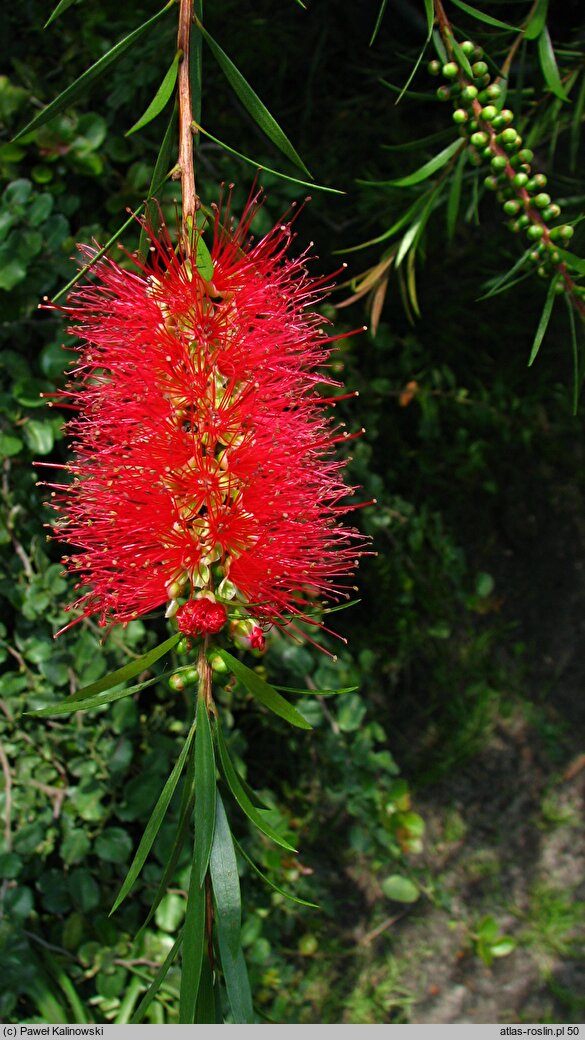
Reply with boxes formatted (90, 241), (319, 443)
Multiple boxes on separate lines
(194, 696), (216, 886)
(528, 276), (558, 366)
(131, 931), (183, 1024)
(447, 148), (466, 241)
(44, 0), (83, 28)
(210, 794), (241, 958)
(110, 721), (196, 915)
(216, 917), (254, 1024)
(216, 649), (312, 730)
(369, 0), (389, 47)
(15, 1), (175, 141)
(196, 233), (214, 281)
(274, 683), (358, 697)
(195, 18), (311, 178)
(524, 0), (548, 40)
(215, 717), (297, 852)
(179, 862), (206, 1024)
(233, 836), (318, 909)
(195, 958), (217, 1024)
(25, 669), (171, 717)
(139, 107), (178, 259)
(194, 122), (342, 194)
(449, 0), (518, 30)
(538, 26), (570, 102)
(126, 50), (182, 136)
(369, 138), (464, 188)
(66, 632), (180, 702)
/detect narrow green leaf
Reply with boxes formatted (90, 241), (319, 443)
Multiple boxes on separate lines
(233, 837), (319, 909)
(569, 71), (585, 171)
(136, 741), (196, 941)
(364, 138), (463, 188)
(131, 931), (183, 1024)
(67, 632), (181, 702)
(139, 106), (178, 259)
(449, 0), (517, 31)
(44, 0), (82, 28)
(538, 26), (570, 101)
(449, 37), (474, 80)
(431, 28), (447, 65)
(110, 722), (197, 915)
(478, 248), (532, 300)
(447, 149), (466, 241)
(195, 958), (217, 1023)
(196, 234), (214, 281)
(25, 669), (170, 717)
(396, 217), (424, 268)
(14, 2), (175, 141)
(210, 793), (241, 958)
(341, 197), (428, 253)
(179, 861), (206, 1024)
(274, 684), (358, 697)
(215, 717), (297, 852)
(369, 0), (389, 47)
(194, 698), (216, 886)
(194, 122), (342, 194)
(216, 920), (254, 1024)
(528, 276), (558, 366)
(381, 127), (452, 153)
(394, 30), (433, 106)
(524, 0), (548, 40)
(217, 649), (312, 730)
(126, 50), (181, 136)
(196, 19), (312, 178)
(423, 0), (434, 35)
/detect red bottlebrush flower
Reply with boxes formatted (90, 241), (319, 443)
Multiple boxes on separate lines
(45, 190), (369, 646)
(176, 597), (228, 637)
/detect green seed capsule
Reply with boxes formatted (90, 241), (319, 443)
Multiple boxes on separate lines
(503, 199), (521, 215)
(461, 85), (478, 101)
(461, 40), (475, 56)
(473, 46), (484, 59)
(428, 60), (442, 76)
(485, 83), (502, 99)
(529, 250), (542, 263)
(472, 61), (488, 78)
(517, 149), (534, 165)
(554, 280), (565, 294)
(482, 146), (492, 160)
(516, 214), (530, 228)
(527, 224), (544, 241)
(169, 674), (185, 692)
(559, 225), (574, 240)
(537, 266), (548, 278)
(513, 172), (529, 188)
(490, 155), (507, 172)
(527, 174), (547, 191)
(534, 193), (551, 210)
(542, 204), (560, 221)
(548, 250), (561, 264)
(176, 637), (190, 655)
(453, 108), (468, 124)
(480, 105), (497, 122)
(484, 175), (498, 191)
(499, 128), (518, 145)
(468, 119), (479, 131)
(443, 62), (459, 79)
(470, 131), (489, 147)
(436, 86), (451, 101)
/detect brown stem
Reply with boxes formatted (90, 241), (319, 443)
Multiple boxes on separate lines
(177, 0), (197, 251)
(197, 637), (213, 710)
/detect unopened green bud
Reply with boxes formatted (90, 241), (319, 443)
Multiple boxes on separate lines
(452, 108), (468, 124)
(490, 155), (507, 173)
(436, 86), (451, 101)
(527, 174), (547, 191)
(470, 131), (489, 148)
(534, 193), (551, 210)
(499, 128), (518, 146)
(554, 279), (565, 294)
(517, 214), (530, 228)
(542, 204), (560, 221)
(461, 40), (475, 56)
(428, 60), (442, 76)
(484, 175), (498, 191)
(517, 148), (534, 165)
(513, 172), (529, 188)
(472, 61), (488, 78)
(480, 105), (497, 122)
(526, 224), (544, 241)
(443, 62), (459, 79)
(503, 199), (521, 216)
(461, 85), (478, 101)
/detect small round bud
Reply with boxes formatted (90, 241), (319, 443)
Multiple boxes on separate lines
(480, 105), (497, 122)
(436, 86), (451, 101)
(542, 204), (560, 221)
(516, 214), (530, 229)
(499, 128), (518, 146)
(176, 636), (190, 655)
(503, 199), (521, 216)
(490, 155), (507, 173)
(513, 172), (529, 188)
(452, 108), (468, 124)
(169, 674), (185, 693)
(472, 61), (488, 78)
(470, 131), (489, 147)
(484, 175), (498, 191)
(529, 250), (542, 263)
(461, 85), (478, 101)
(461, 40), (475, 56)
(527, 174), (547, 191)
(485, 83), (502, 100)
(526, 224), (544, 241)
(442, 62), (459, 79)
(428, 60), (442, 76)
(534, 193), (551, 210)
(481, 146), (492, 160)
(517, 148), (534, 165)
(554, 280), (565, 294)
(558, 225), (574, 240)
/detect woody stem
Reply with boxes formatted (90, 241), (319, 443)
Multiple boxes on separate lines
(177, 0), (197, 251)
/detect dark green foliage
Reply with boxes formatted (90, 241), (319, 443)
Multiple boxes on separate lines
(1, 0), (585, 1024)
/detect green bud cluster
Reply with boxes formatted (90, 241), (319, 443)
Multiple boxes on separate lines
(428, 42), (578, 286)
